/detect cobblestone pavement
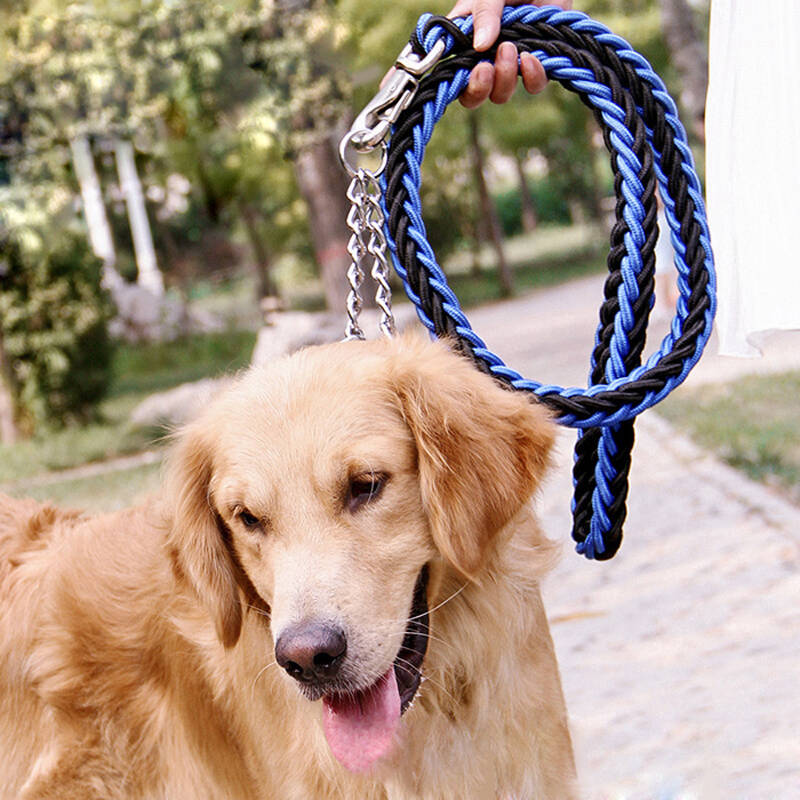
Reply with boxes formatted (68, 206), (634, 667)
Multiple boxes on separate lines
(466, 275), (800, 799)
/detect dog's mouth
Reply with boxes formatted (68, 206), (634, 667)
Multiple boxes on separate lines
(393, 563), (431, 713)
(320, 565), (430, 773)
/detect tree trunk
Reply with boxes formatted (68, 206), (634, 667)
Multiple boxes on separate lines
(567, 198), (588, 227)
(238, 198), (277, 300)
(468, 114), (513, 297)
(659, 0), (708, 141)
(293, 135), (354, 312)
(513, 150), (538, 233)
(114, 139), (165, 297)
(69, 134), (124, 293)
(468, 219), (483, 277)
(585, 117), (605, 221)
(0, 331), (20, 444)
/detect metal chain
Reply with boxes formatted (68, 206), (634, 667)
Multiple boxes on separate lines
(344, 174), (367, 340)
(339, 38), (447, 341)
(361, 171), (396, 337)
(343, 168), (396, 340)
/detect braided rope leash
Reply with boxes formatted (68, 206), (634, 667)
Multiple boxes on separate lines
(343, 6), (716, 560)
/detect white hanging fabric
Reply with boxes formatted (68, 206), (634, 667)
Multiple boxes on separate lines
(705, 0), (800, 356)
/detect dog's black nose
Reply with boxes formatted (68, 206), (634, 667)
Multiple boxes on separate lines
(275, 622), (347, 684)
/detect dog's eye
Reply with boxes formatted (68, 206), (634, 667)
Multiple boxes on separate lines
(347, 474), (387, 512)
(237, 509), (260, 529)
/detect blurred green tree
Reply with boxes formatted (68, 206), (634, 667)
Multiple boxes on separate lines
(0, 0), (688, 319)
(1, 0), (305, 300)
(0, 222), (113, 436)
(658, 0), (708, 141)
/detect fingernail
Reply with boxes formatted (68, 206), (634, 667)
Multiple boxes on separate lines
(499, 41), (515, 60)
(471, 63), (486, 86)
(474, 27), (491, 50)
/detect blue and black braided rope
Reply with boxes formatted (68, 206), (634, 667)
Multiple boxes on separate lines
(381, 6), (716, 559)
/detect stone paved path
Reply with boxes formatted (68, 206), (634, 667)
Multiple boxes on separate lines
(466, 275), (800, 799)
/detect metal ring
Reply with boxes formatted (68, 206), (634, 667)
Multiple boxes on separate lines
(339, 135), (388, 179)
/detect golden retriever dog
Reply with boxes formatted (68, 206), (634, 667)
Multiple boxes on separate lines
(0, 333), (576, 799)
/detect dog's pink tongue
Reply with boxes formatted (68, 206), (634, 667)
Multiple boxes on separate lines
(322, 668), (401, 773)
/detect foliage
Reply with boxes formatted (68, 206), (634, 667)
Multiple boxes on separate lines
(0, 393), (154, 483)
(241, 0), (355, 153)
(0, 325), (256, 483)
(0, 0), (686, 302)
(0, 0), (306, 293)
(494, 177), (571, 237)
(0, 224), (113, 429)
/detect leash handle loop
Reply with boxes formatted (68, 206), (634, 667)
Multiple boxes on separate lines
(375, 6), (716, 559)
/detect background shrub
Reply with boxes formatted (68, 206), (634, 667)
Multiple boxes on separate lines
(494, 177), (572, 238)
(0, 226), (114, 431)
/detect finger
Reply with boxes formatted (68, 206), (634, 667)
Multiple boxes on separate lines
(450, 0), (573, 15)
(472, 0), (505, 50)
(459, 61), (494, 108)
(520, 51), (548, 94)
(447, 0), (474, 18)
(489, 42), (519, 104)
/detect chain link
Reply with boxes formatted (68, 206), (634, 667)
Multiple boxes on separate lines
(343, 168), (396, 340)
(344, 175), (367, 340)
(361, 172), (396, 338)
(338, 32), (449, 340)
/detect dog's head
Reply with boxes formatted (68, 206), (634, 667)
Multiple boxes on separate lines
(164, 333), (554, 771)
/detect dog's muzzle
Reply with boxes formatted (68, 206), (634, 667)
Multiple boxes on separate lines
(274, 565), (430, 713)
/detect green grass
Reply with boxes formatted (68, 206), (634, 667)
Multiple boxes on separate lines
(0, 394), (159, 484)
(186, 276), (265, 329)
(447, 243), (605, 308)
(7, 461), (164, 512)
(278, 223), (608, 312)
(1, 328), (256, 485)
(110, 328), (256, 396)
(445, 223), (604, 275)
(657, 370), (800, 502)
(440, 224), (606, 308)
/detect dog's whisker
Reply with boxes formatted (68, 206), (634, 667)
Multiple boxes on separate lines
(406, 582), (468, 622)
(392, 654), (423, 675)
(377, 582), (468, 652)
(252, 659), (279, 690)
(371, 619), (460, 665)
(392, 655), (458, 706)
(413, 631), (455, 653)
(388, 626), (456, 655)
(243, 602), (271, 620)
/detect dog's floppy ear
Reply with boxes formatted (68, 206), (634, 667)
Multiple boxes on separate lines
(390, 336), (554, 578)
(163, 422), (242, 648)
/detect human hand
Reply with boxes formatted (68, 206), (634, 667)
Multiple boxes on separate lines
(449, 0), (573, 108)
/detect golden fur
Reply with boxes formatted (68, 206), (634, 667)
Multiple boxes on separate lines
(0, 334), (576, 799)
